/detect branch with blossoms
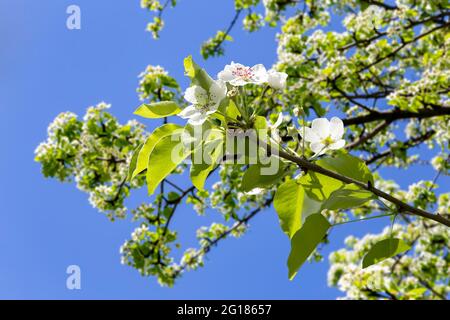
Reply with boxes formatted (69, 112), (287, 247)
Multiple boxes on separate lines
(128, 56), (450, 281)
(35, 0), (450, 294)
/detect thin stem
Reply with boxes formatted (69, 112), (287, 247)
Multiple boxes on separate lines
(332, 213), (395, 227)
(211, 9), (242, 56)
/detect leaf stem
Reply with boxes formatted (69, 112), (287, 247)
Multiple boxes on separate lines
(332, 213), (396, 227)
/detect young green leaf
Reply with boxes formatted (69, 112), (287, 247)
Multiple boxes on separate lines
(146, 133), (191, 195)
(190, 138), (224, 190)
(362, 238), (411, 269)
(130, 124), (183, 180)
(287, 214), (331, 280)
(183, 55), (214, 90)
(405, 288), (427, 299)
(322, 184), (375, 211)
(226, 100), (241, 120)
(274, 179), (321, 238)
(318, 152), (374, 185)
(128, 143), (144, 181)
(241, 159), (286, 192)
(134, 101), (181, 119)
(300, 171), (343, 202)
(253, 115), (267, 130)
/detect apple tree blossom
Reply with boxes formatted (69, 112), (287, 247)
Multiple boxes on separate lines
(35, 0), (449, 299)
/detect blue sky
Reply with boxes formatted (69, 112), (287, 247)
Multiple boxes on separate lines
(0, 0), (445, 299)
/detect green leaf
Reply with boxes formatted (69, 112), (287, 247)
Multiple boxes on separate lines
(226, 100), (241, 119)
(362, 238), (411, 269)
(300, 171), (343, 202)
(287, 214), (331, 280)
(274, 179), (321, 238)
(322, 184), (375, 211)
(128, 143), (144, 180)
(130, 124), (183, 180)
(146, 132), (191, 195)
(241, 159), (286, 192)
(183, 55), (214, 90)
(190, 138), (224, 190)
(183, 121), (214, 153)
(134, 101), (181, 119)
(253, 115), (267, 130)
(318, 152), (374, 185)
(275, 171), (374, 241)
(405, 288), (427, 299)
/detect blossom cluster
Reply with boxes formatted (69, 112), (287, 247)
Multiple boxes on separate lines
(179, 62), (288, 125)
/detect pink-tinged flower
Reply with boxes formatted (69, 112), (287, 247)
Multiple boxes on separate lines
(218, 62), (268, 86)
(301, 117), (345, 156)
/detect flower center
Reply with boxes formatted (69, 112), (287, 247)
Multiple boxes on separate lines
(196, 103), (212, 111)
(232, 66), (254, 80)
(322, 136), (334, 146)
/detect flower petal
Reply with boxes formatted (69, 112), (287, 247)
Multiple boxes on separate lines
(178, 105), (198, 119)
(311, 118), (330, 139)
(250, 64), (268, 84)
(301, 127), (320, 143)
(188, 112), (208, 126)
(246, 187), (265, 195)
(229, 78), (248, 86)
(184, 86), (207, 105)
(209, 80), (227, 103)
(205, 102), (220, 115)
(218, 66), (235, 82)
(184, 87), (198, 104)
(271, 130), (281, 143)
(272, 112), (283, 129)
(267, 70), (288, 90)
(310, 142), (326, 154)
(330, 117), (344, 140)
(329, 139), (345, 150)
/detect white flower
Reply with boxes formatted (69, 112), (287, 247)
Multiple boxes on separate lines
(267, 69), (288, 90)
(301, 117), (345, 156)
(179, 80), (227, 125)
(269, 112), (283, 143)
(218, 62), (268, 86)
(246, 187), (265, 195)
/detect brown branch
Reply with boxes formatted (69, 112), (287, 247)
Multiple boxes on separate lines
(174, 196), (274, 277)
(365, 130), (436, 164)
(330, 80), (380, 113)
(343, 107), (450, 126)
(338, 12), (449, 51)
(210, 9), (242, 56)
(265, 142), (450, 227)
(360, 0), (397, 10)
(358, 22), (450, 72)
(346, 120), (391, 149)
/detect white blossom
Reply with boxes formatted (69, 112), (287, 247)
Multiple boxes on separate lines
(245, 187), (265, 195)
(179, 80), (227, 125)
(218, 62), (268, 86)
(267, 69), (288, 90)
(301, 117), (345, 156)
(269, 112), (284, 143)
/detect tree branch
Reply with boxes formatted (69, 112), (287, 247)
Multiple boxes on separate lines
(365, 130), (436, 164)
(210, 9), (242, 56)
(346, 120), (391, 149)
(358, 22), (450, 72)
(174, 196), (273, 277)
(265, 142), (450, 227)
(343, 106), (450, 126)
